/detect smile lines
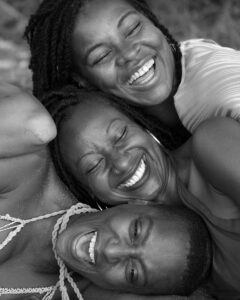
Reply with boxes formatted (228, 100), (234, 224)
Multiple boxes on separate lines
(128, 58), (155, 85)
(119, 157), (146, 189)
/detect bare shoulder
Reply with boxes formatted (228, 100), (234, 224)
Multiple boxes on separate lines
(192, 117), (240, 161)
(191, 117), (240, 204)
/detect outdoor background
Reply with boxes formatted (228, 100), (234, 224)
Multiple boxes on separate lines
(0, 0), (239, 91)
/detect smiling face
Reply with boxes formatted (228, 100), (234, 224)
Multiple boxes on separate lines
(72, 0), (175, 106)
(56, 204), (210, 295)
(59, 98), (178, 205)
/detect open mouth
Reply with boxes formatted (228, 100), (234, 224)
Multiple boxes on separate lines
(73, 231), (98, 265)
(128, 58), (155, 86)
(119, 156), (147, 189)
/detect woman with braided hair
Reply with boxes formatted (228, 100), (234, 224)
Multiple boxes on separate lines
(25, 0), (240, 141)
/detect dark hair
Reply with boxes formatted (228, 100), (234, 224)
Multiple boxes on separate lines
(24, 0), (182, 99)
(43, 85), (186, 208)
(177, 207), (212, 296)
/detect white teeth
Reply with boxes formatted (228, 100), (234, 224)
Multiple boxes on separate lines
(89, 231), (97, 264)
(128, 58), (155, 85)
(120, 158), (146, 188)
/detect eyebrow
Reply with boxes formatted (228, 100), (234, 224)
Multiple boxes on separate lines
(117, 10), (138, 29)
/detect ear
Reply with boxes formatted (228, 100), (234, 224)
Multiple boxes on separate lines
(72, 72), (91, 88)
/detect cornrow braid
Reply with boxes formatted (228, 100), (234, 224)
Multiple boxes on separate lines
(24, 0), (182, 99)
(43, 85), (189, 208)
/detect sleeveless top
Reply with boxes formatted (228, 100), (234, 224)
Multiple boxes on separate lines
(178, 168), (240, 300)
(175, 39), (240, 133)
(0, 203), (96, 300)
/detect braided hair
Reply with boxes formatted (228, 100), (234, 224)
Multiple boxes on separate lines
(24, 0), (182, 99)
(43, 85), (187, 208)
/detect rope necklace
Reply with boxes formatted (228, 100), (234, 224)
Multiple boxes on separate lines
(0, 202), (97, 299)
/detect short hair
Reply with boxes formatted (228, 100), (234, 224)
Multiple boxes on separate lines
(175, 206), (212, 295)
(24, 0), (182, 100)
(153, 205), (212, 296)
(43, 85), (188, 208)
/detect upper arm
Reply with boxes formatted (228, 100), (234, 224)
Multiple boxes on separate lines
(192, 117), (240, 206)
(83, 283), (189, 300)
(0, 82), (56, 157)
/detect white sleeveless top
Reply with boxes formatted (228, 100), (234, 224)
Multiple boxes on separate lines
(175, 39), (240, 133)
(0, 203), (96, 300)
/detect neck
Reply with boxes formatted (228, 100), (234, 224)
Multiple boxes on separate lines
(171, 140), (192, 189)
(145, 95), (182, 128)
(36, 161), (77, 216)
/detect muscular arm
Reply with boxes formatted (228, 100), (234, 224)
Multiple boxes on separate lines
(192, 117), (240, 208)
(0, 81), (56, 157)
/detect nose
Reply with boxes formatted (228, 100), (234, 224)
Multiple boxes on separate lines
(104, 239), (139, 264)
(110, 150), (131, 175)
(116, 42), (140, 67)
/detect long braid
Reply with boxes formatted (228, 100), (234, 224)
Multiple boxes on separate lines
(24, 0), (83, 98)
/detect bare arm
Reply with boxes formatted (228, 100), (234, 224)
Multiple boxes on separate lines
(73, 279), (213, 300)
(0, 81), (56, 157)
(192, 117), (240, 207)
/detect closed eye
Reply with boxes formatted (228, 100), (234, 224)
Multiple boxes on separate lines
(93, 50), (112, 65)
(129, 217), (141, 244)
(126, 22), (141, 37)
(126, 260), (138, 285)
(86, 158), (104, 174)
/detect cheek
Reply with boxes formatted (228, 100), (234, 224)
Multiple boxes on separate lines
(97, 268), (126, 289)
(82, 65), (117, 89)
(88, 175), (110, 195)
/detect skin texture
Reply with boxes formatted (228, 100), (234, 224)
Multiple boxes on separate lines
(56, 204), (195, 294)
(59, 98), (180, 206)
(73, 0), (175, 107)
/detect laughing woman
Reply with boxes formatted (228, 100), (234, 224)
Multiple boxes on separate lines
(25, 0), (240, 142)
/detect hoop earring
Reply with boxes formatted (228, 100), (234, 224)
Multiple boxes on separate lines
(95, 199), (109, 211)
(146, 129), (162, 146)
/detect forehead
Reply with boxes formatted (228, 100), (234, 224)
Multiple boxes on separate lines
(65, 99), (130, 134)
(74, 0), (137, 45)
(79, 0), (134, 21)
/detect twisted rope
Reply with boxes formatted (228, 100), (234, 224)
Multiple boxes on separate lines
(0, 203), (97, 299)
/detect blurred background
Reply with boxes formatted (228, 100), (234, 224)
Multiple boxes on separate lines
(0, 0), (239, 90)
